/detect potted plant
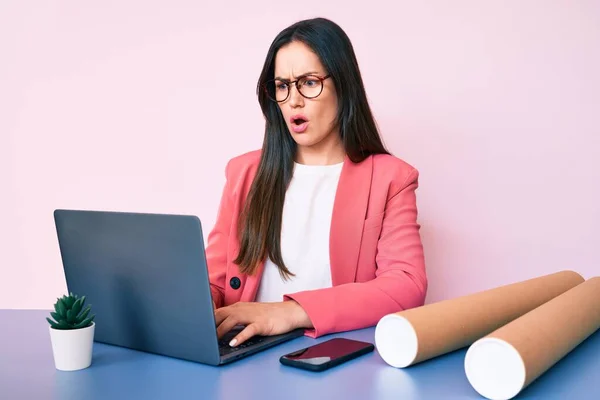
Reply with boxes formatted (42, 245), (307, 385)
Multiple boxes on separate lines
(47, 293), (96, 371)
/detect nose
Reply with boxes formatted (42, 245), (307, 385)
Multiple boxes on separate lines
(288, 83), (304, 108)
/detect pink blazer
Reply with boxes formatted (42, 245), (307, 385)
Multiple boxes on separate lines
(206, 150), (427, 338)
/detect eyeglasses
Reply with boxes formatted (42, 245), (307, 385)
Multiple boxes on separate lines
(262, 74), (331, 102)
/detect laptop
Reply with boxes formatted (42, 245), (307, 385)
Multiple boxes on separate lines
(53, 209), (304, 365)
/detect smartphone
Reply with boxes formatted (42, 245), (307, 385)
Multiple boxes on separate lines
(279, 337), (375, 372)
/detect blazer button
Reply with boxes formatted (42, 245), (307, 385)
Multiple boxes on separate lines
(230, 277), (241, 290)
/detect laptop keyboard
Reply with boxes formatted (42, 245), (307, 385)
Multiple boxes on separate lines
(218, 333), (267, 356)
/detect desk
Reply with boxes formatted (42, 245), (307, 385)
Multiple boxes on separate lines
(1, 310), (598, 399)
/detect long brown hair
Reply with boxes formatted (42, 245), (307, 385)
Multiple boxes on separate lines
(233, 18), (390, 278)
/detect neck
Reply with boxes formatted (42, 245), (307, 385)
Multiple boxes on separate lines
(295, 133), (345, 165)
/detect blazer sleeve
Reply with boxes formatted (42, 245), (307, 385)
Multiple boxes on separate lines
(205, 160), (234, 308)
(284, 168), (427, 337)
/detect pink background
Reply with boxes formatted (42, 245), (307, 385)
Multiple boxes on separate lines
(2, 2), (599, 309)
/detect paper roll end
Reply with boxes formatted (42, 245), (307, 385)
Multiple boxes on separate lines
(464, 337), (526, 400)
(375, 313), (418, 368)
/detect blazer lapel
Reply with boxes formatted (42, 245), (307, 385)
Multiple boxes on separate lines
(329, 155), (373, 285)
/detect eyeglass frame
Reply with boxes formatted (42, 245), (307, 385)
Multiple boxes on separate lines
(262, 74), (332, 103)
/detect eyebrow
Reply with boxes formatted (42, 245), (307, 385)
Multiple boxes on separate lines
(274, 71), (320, 81)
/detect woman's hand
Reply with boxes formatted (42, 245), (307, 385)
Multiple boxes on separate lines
(214, 301), (312, 347)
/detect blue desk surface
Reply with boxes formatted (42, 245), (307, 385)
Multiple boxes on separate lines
(2, 310), (599, 399)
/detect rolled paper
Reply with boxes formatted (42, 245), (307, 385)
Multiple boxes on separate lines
(374, 270), (584, 368)
(464, 276), (600, 400)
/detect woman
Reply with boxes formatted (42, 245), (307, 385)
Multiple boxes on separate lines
(206, 17), (427, 347)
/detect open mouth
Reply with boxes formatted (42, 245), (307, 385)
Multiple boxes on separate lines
(292, 117), (307, 125)
(290, 115), (309, 133)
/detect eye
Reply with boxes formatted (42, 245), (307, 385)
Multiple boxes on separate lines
(276, 82), (288, 91)
(299, 77), (318, 87)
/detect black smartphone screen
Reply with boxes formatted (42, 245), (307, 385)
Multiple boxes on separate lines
(280, 338), (374, 371)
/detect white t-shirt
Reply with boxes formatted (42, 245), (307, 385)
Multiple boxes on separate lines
(254, 161), (343, 303)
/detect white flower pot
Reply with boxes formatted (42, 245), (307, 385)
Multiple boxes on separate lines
(49, 322), (95, 371)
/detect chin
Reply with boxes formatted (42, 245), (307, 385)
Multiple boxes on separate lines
(291, 134), (323, 147)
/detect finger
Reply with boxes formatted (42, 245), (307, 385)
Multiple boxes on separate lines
(216, 316), (239, 339)
(230, 323), (259, 347)
(214, 306), (230, 326)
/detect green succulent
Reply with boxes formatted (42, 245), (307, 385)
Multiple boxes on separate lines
(47, 293), (95, 330)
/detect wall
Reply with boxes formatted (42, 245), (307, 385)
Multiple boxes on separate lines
(1, 1), (599, 309)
